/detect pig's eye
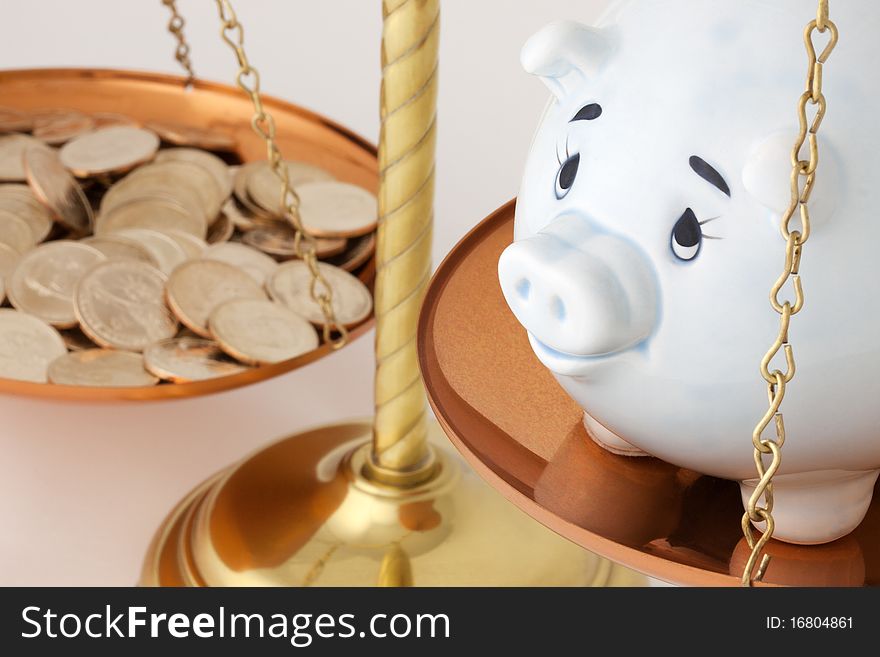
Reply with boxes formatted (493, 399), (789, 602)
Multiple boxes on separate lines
(555, 153), (580, 200)
(671, 208), (702, 261)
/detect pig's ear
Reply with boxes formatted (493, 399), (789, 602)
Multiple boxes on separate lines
(521, 20), (612, 100)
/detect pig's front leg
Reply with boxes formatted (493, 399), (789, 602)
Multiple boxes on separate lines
(583, 412), (648, 457)
(740, 469), (880, 545)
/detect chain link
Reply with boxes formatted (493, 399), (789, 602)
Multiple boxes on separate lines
(211, 0), (348, 347)
(742, 0), (837, 586)
(161, 0), (196, 86)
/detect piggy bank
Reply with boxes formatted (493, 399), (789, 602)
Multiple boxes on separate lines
(498, 0), (880, 545)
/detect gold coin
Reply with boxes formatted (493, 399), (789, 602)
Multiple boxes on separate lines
(242, 222), (346, 259)
(221, 197), (260, 232)
(0, 107), (32, 133)
(166, 260), (267, 337)
(32, 111), (95, 145)
(145, 120), (237, 152)
(135, 159), (223, 221)
(227, 164), (239, 190)
(0, 184), (54, 242)
(47, 349), (159, 387)
(28, 108), (69, 122)
(327, 233), (376, 273)
(59, 326), (97, 351)
(202, 241), (278, 286)
(59, 125), (160, 177)
(268, 261), (372, 328)
(143, 337), (248, 382)
(81, 234), (158, 266)
(161, 229), (207, 259)
(233, 162), (274, 218)
(0, 309), (67, 382)
(91, 112), (138, 128)
(155, 147), (233, 200)
(206, 211), (234, 244)
(209, 298), (319, 365)
(0, 133), (47, 182)
(75, 259), (178, 352)
(0, 242), (18, 303)
(101, 185), (206, 234)
(100, 162), (214, 228)
(113, 228), (188, 275)
(296, 181), (378, 238)
(246, 160), (335, 214)
(0, 237), (20, 264)
(96, 196), (205, 238)
(0, 210), (37, 253)
(24, 146), (94, 234)
(316, 237), (347, 258)
(7, 241), (106, 328)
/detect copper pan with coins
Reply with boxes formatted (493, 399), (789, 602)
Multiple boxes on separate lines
(0, 68), (378, 402)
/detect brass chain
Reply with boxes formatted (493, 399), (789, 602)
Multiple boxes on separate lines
(741, 0), (837, 586)
(212, 0), (348, 347)
(160, 0), (196, 86)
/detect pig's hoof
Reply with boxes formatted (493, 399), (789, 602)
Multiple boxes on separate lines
(740, 469), (880, 545)
(583, 412), (648, 457)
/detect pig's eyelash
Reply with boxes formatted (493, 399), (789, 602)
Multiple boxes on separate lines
(555, 133), (574, 165)
(699, 216), (723, 239)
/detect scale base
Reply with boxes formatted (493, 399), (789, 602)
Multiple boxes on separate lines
(140, 420), (647, 587)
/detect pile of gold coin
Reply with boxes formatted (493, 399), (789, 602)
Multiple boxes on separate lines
(0, 106), (376, 387)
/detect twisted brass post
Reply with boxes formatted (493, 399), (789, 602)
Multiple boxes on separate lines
(141, 0), (645, 589)
(368, 0), (440, 485)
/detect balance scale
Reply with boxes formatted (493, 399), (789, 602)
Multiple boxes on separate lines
(3, 0), (872, 587)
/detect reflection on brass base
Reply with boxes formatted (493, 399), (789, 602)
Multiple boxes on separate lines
(141, 420), (647, 587)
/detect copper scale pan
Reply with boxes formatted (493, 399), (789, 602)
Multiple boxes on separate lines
(417, 199), (880, 587)
(0, 68), (377, 402)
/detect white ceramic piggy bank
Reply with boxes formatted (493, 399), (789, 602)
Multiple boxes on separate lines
(498, 0), (880, 545)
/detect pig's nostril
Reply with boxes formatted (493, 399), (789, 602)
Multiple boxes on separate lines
(551, 295), (566, 321)
(515, 279), (531, 301)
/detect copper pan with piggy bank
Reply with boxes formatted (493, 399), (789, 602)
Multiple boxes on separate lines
(419, 0), (880, 586)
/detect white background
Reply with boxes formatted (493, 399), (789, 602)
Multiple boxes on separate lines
(0, 0), (610, 585)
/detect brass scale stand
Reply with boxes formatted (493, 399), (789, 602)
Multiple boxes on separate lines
(141, 0), (643, 587)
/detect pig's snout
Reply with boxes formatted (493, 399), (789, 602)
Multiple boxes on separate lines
(499, 216), (658, 359)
